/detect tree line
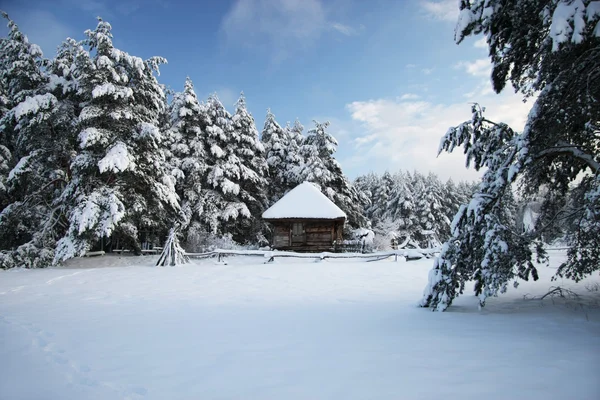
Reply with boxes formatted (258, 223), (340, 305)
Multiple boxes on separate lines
(353, 171), (478, 249)
(0, 15), (372, 267)
(0, 13), (485, 268)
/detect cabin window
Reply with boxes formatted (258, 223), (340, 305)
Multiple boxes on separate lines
(292, 223), (304, 235)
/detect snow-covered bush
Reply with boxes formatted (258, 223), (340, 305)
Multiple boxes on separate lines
(0, 242), (53, 269)
(184, 229), (245, 253)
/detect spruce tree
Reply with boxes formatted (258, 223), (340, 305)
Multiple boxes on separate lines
(385, 171), (417, 243)
(0, 13), (69, 268)
(297, 120), (367, 228)
(201, 94), (253, 240)
(54, 18), (179, 262)
(0, 12), (47, 211)
(421, 0), (600, 310)
(167, 77), (209, 242)
(370, 171), (393, 225)
(231, 92), (268, 241)
(261, 108), (288, 202)
(353, 171), (378, 222)
(283, 118), (305, 189)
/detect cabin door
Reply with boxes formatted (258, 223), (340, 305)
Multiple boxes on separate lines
(291, 222), (305, 244)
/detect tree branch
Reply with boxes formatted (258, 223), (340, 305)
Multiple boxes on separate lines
(536, 141), (600, 174)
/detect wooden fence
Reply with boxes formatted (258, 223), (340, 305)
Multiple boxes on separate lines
(183, 248), (440, 263)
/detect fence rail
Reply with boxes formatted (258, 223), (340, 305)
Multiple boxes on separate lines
(183, 248), (439, 263)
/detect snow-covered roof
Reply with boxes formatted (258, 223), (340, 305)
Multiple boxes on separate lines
(262, 182), (346, 220)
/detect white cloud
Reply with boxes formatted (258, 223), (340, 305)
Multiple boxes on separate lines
(420, 0), (459, 22)
(61, 0), (146, 18)
(455, 58), (491, 77)
(474, 37), (487, 48)
(221, 0), (326, 44)
(422, 68), (435, 75)
(454, 58), (495, 98)
(405, 63), (417, 68)
(343, 90), (532, 182)
(220, 0), (359, 61)
(400, 93), (420, 100)
(331, 22), (359, 36)
(215, 88), (239, 111)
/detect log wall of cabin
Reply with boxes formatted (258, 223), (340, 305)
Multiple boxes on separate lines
(273, 225), (291, 248)
(304, 223), (333, 248)
(268, 219), (344, 251)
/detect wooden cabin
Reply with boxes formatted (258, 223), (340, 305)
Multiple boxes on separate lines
(262, 182), (346, 252)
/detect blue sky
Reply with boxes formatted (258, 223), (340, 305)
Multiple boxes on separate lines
(1, 0), (531, 181)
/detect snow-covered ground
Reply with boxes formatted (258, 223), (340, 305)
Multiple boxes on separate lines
(1, 251), (599, 400)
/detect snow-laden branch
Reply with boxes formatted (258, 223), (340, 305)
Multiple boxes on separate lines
(536, 140), (600, 173)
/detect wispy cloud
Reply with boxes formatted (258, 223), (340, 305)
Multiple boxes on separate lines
(400, 93), (420, 100)
(342, 90), (531, 181)
(474, 37), (487, 48)
(331, 22), (361, 36)
(419, 0), (459, 22)
(220, 0), (359, 62)
(61, 0), (144, 18)
(405, 63), (417, 69)
(422, 67), (435, 75)
(455, 58), (491, 77)
(203, 87), (240, 111)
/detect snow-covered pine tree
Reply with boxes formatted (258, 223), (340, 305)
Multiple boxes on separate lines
(260, 108), (288, 202)
(421, 105), (546, 311)
(421, 0), (600, 311)
(0, 13), (76, 268)
(54, 18), (179, 262)
(370, 171), (394, 225)
(0, 81), (9, 211)
(167, 77), (209, 243)
(201, 94), (254, 241)
(231, 92), (268, 242)
(413, 172), (448, 247)
(283, 118), (305, 189)
(353, 171), (378, 222)
(385, 171), (417, 243)
(0, 12), (47, 211)
(297, 120), (367, 228)
(441, 178), (459, 229)
(443, 179), (478, 236)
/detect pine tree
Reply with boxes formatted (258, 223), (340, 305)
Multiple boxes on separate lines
(0, 81), (9, 208)
(283, 118), (305, 189)
(0, 12), (47, 210)
(201, 94), (253, 240)
(370, 171), (393, 224)
(261, 108), (288, 202)
(413, 172), (448, 247)
(353, 171), (378, 222)
(421, 0), (600, 311)
(231, 92), (268, 241)
(385, 171), (416, 243)
(54, 18), (179, 262)
(0, 13), (72, 268)
(167, 77), (209, 242)
(297, 120), (367, 228)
